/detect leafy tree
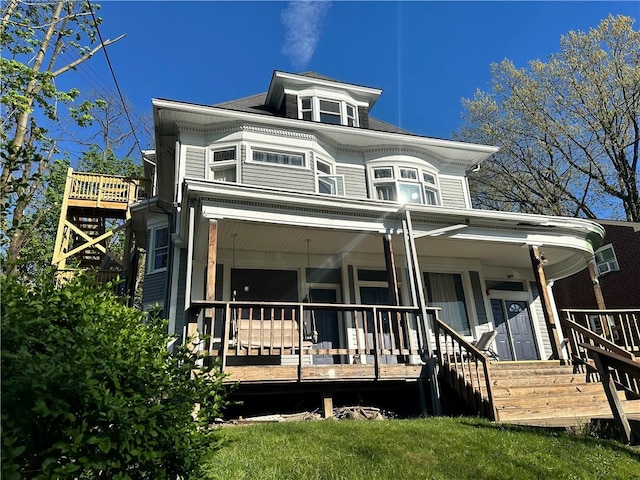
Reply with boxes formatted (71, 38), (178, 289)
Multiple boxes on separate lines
(1, 274), (227, 479)
(459, 15), (640, 221)
(1, 0), (124, 275)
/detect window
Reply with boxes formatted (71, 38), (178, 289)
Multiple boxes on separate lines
(319, 99), (341, 124)
(315, 159), (344, 195)
(253, 149), (305, 167)
(299, 96), (358, 127)
(346, 104), (357, 126)
(595, 244), (619, 276)
(212, 148), (235, 162)
(210, 147), (237, 182)
(300, 97), (313, 121)
(371, 165), (440, 205)
(424, 272), (471, 335)
(150, 226), (169, 273)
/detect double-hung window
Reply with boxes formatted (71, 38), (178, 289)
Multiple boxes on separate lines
(299, 96), (359, 127)
(371, 165), (440, 205)
(209, 147), (237, 182)
(150, 226), (169, 273)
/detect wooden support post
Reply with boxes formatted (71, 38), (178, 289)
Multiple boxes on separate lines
(587, 260), (607, 310)
(529, 245), (563, 361)
(322, 392), (334, 418)
(206, 220), (218, 303)
(383, 234), (400, 306)
(52, 168), (74, 269)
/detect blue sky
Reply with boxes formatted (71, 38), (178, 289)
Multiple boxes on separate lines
(77, 1), (639, 151)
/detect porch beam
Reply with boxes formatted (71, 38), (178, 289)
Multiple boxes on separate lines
(529, 245), (562, 360)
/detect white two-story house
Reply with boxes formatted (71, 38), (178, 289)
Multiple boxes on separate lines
(133, 71), (604, 414)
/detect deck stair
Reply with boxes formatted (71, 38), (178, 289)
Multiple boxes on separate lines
(489, 360), (640, 427)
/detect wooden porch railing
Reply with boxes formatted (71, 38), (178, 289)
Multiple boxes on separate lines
(434, 319), (496, 420)
(189, 300), (435, 381)
(580, 342), (640, 444)
(69, 171), (150, 205)
(559, 311), (640, 401)
(562, 309), (640, 355)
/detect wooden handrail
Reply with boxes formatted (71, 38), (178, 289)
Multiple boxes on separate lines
(68, 171), (150, 203)
(434, 318), (496, 420)
(561, 309), (640, 354)
(560, 315), (635, 362)
(189, 301), (434, 375)
(580, 342), (640, 444)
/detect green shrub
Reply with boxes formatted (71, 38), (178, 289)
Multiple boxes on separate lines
(1, 275), (227, 479)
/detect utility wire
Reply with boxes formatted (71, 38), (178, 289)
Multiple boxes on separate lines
(87, 0), (146, 157)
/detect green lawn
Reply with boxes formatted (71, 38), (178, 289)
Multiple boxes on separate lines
(204, 417), (640, 480)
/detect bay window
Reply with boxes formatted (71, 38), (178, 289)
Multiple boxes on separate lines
(371, 165), (440, 205)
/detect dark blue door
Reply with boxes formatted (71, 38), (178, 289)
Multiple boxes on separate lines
(309, 288), (340, 365)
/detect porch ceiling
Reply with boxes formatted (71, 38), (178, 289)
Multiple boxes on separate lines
(196, 219), (582, 277)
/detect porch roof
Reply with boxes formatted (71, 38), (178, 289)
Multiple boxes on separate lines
(184, 180), (604, 280)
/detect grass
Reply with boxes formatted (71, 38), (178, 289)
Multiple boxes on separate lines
(203, 417), (640, 480)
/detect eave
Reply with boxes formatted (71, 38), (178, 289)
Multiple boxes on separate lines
(152, 98), (499, 168)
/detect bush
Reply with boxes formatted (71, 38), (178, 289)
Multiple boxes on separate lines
(1, 275), (227, 479)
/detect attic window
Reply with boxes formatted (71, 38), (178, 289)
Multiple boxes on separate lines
(298, 96), (359, 127)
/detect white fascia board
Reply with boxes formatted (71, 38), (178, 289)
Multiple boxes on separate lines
(151, 99), (498, 167)
(182, 179), (604, 245)
(266, 71), (383, 108)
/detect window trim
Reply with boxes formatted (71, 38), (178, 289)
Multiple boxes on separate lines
(370, 164), (440, 205)
(298, 96), (359, 127)
(594, 243), (620, 276)
(249, 147), (307, 169)
(149, 225), (169, 274)
(208, 145), (239, 183)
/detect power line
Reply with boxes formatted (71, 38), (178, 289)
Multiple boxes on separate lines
(87, 0), (146, 157)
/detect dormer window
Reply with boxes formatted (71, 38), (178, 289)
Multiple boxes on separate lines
(299, 96), (359, 127)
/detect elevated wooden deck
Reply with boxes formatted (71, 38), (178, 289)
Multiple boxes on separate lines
(190, 300), (436, 385)
(52, 169), (149, 298)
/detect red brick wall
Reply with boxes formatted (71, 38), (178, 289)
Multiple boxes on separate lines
(553, 223), (640, 310)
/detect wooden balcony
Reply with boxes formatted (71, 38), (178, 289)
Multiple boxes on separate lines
(66, 171), (150, 211)
(189, 301), (437, 384)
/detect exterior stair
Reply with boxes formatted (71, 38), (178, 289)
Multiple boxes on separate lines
(490, 360), (640, 427)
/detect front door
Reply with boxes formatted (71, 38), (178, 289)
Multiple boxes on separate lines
(309, 288), (340, 364)
(491, 298), (538, 361)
